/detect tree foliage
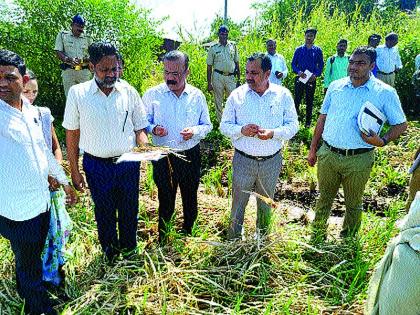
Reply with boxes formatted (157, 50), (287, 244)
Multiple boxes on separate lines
(0, 0), (163, 114)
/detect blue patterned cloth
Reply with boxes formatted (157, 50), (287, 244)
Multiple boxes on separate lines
(41, 189), (72, 285)
(38, 107), (72, 286)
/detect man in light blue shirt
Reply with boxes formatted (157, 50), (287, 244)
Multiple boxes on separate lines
(143, 50), (212, 243)
(266, 39), (288, 85)
(307, 46), (407, 240)
(376, 32), (403, 87)
(0, 49), (76, 315)
(221, 53), (298, 240)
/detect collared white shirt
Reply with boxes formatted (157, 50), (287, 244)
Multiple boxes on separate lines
(376, 45), (403, 73)
(143, 83), (212, 150)
(220, 83), (298, 156)
(0, 99), (68, 221)
(63, 79), (148, 158)
(267, 53), (288, 85)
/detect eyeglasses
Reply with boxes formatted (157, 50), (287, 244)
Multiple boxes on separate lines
(163, 70), (186, 77)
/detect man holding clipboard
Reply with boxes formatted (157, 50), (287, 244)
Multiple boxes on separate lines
(307, 46), (407, 241)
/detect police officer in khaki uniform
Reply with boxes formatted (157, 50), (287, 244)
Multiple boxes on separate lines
(207, 25), (240, 122)
(55, 14), (92, 97)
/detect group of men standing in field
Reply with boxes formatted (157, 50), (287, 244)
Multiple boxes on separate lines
(0, 13), (413, 314)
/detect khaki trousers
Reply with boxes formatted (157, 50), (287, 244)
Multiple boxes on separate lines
(62, 68), (91, 97)
(377, 72), (396, 87)
(212, 72), (236, 122)
(313, 144), (374, 237)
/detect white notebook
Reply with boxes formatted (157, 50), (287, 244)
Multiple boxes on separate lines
(357, 101), (386, 136)
(298, 70), (313, 84)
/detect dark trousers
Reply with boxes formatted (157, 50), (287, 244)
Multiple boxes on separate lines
(83, 154), (140, 260)
(152, 145), (201, 241)
(0, 211), (54, 315)
(294, 76), (317, 126)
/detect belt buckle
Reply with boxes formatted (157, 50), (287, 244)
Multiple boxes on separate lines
(74, 65), (82, 71)
(111, 156), (120, 163)
(223, 71), (229, 76)
(255, 156), (264, 161)
(345, 149), (354, 156)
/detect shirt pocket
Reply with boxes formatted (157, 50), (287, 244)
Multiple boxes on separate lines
(64, 40), (75, 52)
(7, 120), (44, 146)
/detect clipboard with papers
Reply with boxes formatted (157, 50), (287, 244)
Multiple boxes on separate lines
(357, 101), (386, 136)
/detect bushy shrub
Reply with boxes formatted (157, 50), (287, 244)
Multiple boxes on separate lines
(0, 0), (162, 115)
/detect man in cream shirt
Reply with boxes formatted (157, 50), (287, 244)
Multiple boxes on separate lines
(63, 42), (148, 261)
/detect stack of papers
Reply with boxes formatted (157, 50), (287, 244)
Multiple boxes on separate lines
(116, 151), (165, 163)
(357, 101), (386, 136)
(298, 70), (313, 84)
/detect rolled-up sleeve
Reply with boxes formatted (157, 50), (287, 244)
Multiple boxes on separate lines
(46, 146), (68, 185)
(62, 87), (80, 130)
(320, 85), (332, 115)
(130, 88), (148, 131)
(54, 32), (64, 51)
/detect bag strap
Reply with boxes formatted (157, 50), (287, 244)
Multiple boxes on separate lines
(329, 56), (335, 76)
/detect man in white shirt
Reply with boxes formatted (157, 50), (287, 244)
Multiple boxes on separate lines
(143, 50), (212, 243)
(63, 42), (149, 261)
(376, 32), (403, 87)
(266, 39), (288, 85)
(0, 49), (76, 315)
(220, 53), (299, 240)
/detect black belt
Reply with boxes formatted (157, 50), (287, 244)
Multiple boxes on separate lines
(235, 149), (280, 161)
(214, 69), (235, 76)
(377, 70), (394, 75)
(324, 141), (374, 156)
(84, 152), (121, 163)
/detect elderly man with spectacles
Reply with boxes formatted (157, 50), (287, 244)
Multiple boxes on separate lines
(143, 50), (212, 243)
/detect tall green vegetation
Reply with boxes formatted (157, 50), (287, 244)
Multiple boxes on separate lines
(0, 0), (162, 114)
(182, 1), (420, 123)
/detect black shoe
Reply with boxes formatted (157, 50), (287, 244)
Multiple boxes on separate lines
(178, 228), (192, 236)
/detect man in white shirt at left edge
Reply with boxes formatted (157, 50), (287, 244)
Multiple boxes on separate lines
(0, 49), (76, 315)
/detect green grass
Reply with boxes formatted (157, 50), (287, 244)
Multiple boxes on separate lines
(1, 122), (418, 314)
